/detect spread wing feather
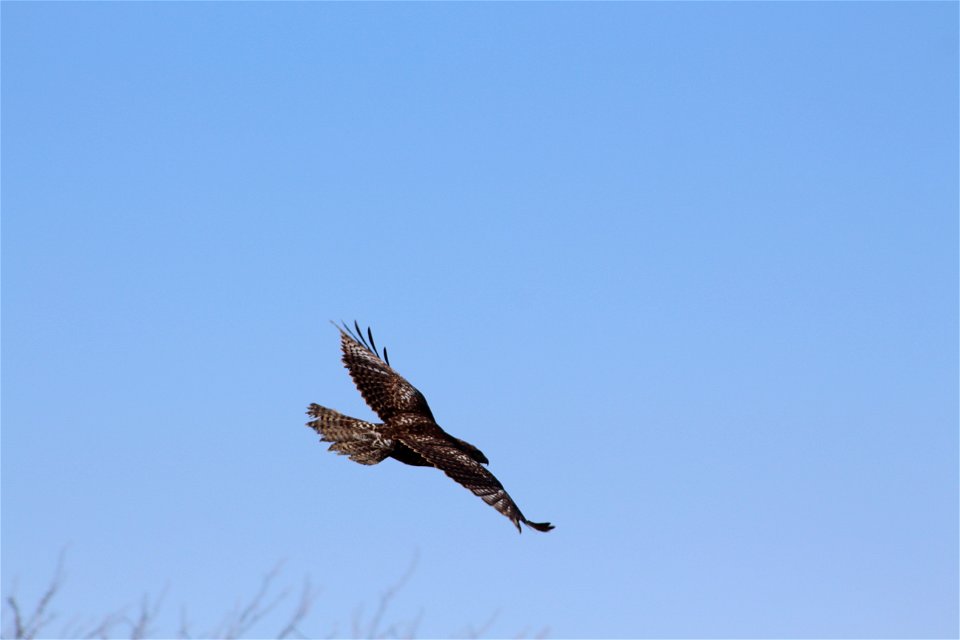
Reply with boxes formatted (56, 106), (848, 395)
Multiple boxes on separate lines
(337, 323), (435, 422)
(398, 426), (554, 533)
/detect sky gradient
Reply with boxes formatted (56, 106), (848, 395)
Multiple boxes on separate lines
(3, 3), (957, 638)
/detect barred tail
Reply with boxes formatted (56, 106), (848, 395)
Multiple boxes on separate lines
(305, 403), (391, 465)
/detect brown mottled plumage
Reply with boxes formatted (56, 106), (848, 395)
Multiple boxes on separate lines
(306, 322), (554, 533)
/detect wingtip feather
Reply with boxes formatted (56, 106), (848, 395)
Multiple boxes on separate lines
(524, 520), (555, 532)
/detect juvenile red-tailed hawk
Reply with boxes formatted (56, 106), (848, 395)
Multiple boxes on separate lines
(306, 322), (554, 533)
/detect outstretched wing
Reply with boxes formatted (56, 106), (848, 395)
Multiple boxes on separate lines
(337, 322), (435, 422)
(397, 425), (554, 533)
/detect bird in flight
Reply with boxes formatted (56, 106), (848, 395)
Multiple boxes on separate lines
(306, 321), (554, 533)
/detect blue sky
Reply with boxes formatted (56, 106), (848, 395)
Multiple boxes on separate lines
(2, 3), (957, 638)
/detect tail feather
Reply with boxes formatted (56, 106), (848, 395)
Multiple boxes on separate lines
(305, 403), (391, 465)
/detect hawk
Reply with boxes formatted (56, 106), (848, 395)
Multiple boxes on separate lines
(306, 322), (554, 533)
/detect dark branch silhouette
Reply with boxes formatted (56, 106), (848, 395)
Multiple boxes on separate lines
(2, 552), (545, 639)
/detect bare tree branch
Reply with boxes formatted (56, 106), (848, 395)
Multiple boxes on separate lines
(3, 548), (67, 639)
(365, 550), (419, 639)
(460, 609), (500, 639)
(5, 596), (24, 639)
(128, 587), (167, 640)
(218, 562), (289, 639)
(514, 624), (551, 639)
(404, 608), (423, 640)
(276, 577), (320, 640)
(177, 605), (192, 640)
(2, 549), (547, 639)
(82, 610), (125, 640)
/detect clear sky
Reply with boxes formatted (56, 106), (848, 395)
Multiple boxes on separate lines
(2, 3), (957, 639)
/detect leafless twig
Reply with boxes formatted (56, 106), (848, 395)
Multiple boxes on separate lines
(81, 609), (125, 639)
(3, 548), (67, 639)
(514, 625), (551, 639)
(276, 577), (320, 640)
(364, 549), (419, 639)
(218, 562), (289, 639)
(128, 587), (167, 640)
(177, 604), (192, 639)
(2, 549), (547, 639)
(460, 609), (500, 639)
